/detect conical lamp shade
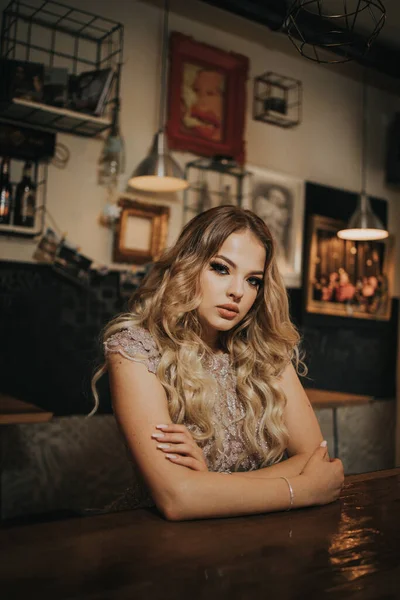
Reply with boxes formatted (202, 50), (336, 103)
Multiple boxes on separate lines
(128, 130), (188, 192)
(337, 193), (388, 241)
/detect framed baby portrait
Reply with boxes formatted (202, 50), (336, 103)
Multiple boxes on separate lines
(166, 32), (249, 164)
(306, 214), (393, 321)
(246, 165), (305, 288)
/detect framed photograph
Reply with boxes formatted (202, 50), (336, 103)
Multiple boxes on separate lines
(166, 32), (249, 164)
(113, 197), (170, 265)
(0, 58), (44, 103)
(43, 66), (69, 107)
(32, 227), (60, 264)
(68, 67), (114, 116)
(306, 214), (393, 320)
(0, 124), (55, 161)
(247, 165), (305, 288)
(53, 240), (93, 287)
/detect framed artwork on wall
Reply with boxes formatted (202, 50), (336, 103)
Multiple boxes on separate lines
(247, 165), (305, 288)
(113, 197), (170, 265)
(306, 214), (393, 320)
(166, 32), (249, 164)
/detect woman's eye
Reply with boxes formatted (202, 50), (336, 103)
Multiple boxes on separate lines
(248, 277), (262, 288)
(210, 261), (229, 275)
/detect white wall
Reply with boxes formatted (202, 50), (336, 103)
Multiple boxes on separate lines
(1, 0), (400, 292)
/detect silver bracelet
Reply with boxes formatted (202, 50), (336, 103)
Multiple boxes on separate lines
(280, 476), (294, 511)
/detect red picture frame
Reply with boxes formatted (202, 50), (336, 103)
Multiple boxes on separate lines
(166, 32), (249, 164)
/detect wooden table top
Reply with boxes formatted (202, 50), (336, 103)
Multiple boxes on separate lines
(0, 394), (53, 424)
(305, 388), (373, 408)
(1, 468), (400, 599)
(0, 388), (374, 424)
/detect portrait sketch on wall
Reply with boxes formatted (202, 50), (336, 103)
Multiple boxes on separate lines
(246, 165), (305, 288)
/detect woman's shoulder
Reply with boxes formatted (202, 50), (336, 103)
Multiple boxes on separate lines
(104, 325), (161, 374)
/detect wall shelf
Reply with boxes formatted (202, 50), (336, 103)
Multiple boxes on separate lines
(0, 225), (42, 238)
(0, 0), (124, 138)
(0, 98), (112, 137)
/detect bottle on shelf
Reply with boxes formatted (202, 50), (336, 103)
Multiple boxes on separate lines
(0, 157), (13, 225)
(196, 181), (212, 213)
(98, 102), (125, 187)
(13, 161), (36, 228)
(219, 184), (235, 206)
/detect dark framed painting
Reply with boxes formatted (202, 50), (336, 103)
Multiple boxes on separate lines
(166, 32), (249, 164)
(113, 196), (170, 265)
(306, 215), (394, 321)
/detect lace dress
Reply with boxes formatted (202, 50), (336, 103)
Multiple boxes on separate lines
(103, 326), (265, 511)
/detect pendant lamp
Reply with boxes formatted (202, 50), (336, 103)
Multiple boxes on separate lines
(285, 1), (386, 64)
(337, 71), (388, 241)
(128, 0), (188, 192)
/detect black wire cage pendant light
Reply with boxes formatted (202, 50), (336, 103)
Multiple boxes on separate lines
(285, 1), (386, 64)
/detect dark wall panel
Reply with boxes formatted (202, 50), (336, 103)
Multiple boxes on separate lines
(0, 261), (120, 415)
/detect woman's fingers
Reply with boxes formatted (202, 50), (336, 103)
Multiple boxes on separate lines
(155, 424), (189, 435)
(151, 432), (191, 445)
(156, 442), (193, 456)
(156, 441), (205, 464)
(152, 424), (208, 471)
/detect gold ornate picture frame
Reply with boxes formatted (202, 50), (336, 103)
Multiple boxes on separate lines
(306, 214), (394, 321)
(113, 197), (170, 265)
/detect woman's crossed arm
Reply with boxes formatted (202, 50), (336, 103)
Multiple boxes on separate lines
(108, 355), (343, 521)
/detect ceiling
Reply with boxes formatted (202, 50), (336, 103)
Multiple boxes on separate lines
(200, 1), (400, 82)
(374, 0), (400, 48)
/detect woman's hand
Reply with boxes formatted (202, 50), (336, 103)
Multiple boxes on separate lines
(151, 424), (209, 472)
(299, 442), (344, 506)
(299, 441), (331, 475)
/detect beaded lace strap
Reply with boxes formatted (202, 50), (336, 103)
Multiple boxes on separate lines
(104, 327), (161, 374)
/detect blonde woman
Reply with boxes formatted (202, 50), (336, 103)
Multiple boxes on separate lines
(93, 206), (343, 520)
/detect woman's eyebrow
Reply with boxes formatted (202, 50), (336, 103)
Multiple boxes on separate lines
(215, 254), (264, 275)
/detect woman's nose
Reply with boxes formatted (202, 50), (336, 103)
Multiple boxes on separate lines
(227, 278), (244, 299)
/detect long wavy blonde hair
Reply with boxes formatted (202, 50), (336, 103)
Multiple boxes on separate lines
(92, 206), (304, 468)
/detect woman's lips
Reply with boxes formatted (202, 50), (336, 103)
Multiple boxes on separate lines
(217, 307), (238, 320)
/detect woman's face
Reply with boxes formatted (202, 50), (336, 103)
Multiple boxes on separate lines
(197, 230), (266, 348)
